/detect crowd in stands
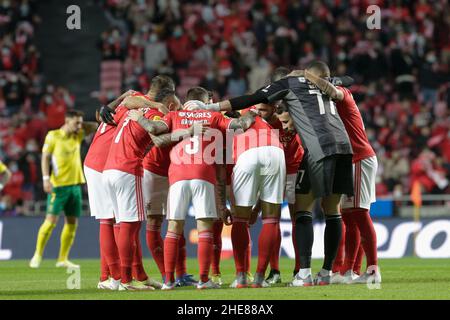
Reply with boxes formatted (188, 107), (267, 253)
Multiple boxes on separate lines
(100, 0), (450, 198)
(0, 0), (75, 215)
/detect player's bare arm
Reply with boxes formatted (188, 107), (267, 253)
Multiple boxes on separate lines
(304, 69), (344, 101)
(216, 165), (232, 225)
(228, 110), (257, 130)
(41, 152), (52, 193)
(122, 96), (168, 113)
(98, 89), (136, 124)
(150, 121), (208, 148)
(127, 109), (169, 135)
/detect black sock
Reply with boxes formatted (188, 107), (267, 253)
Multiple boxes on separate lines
(323, 214), (342, 271)
(295, 211), (313, 269)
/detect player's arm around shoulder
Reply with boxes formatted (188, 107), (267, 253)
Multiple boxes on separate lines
(304, 69), (344, 101)
(127, 109), (170, 135)
(228, 109), (257, 131)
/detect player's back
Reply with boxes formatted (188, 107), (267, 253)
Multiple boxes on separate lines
(283, 76), (353, 162)
(84, 106), (128, 172)
(233, 115), (283, 162)
(162, 109), (231, 185)
(335, 86), (375, 162)
(104, 107), (162, 176)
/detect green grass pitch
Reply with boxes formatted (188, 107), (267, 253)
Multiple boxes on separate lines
(1, 258), (449, 300)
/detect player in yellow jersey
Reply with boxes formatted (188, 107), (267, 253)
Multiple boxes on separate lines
(30, 110), (98, 268)
(0, 160), (12, 193)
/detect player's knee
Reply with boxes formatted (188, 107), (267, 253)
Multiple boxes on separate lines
(147, 215), (163, 226)
(167, 220), (184, 234)
(295, 211), (313, 225)
(197, 218), (214, 232)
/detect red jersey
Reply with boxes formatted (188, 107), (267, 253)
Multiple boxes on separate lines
(336, 87), (376, 163)
(233, 116), (283, 162)
(143, 145), (171, 177)
(84, 106), (128, 172)
(103, 107), (162, 176)
(280, 130), (304, 174)
(161, 110), (232, 186)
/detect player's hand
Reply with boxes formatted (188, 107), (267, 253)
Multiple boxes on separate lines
(221, 207), (233, 226)
(43, 180), (53, 193)
(128, 109), (144, 121)
(249, 208), (259, 225)
(154, 102), (169, 115)
(123, 89), (136, 97)
(189, 122), (210, 136)
(99, 105), (116, 125)
(286, 69), (304, 78)
(184, 100), (206, 111)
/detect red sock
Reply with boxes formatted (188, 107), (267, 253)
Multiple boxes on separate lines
(332, 220), (346, 273)
(100, 245), (109, 281)
(198, 231), (214, 283)
(353, 208), (378, 267)
(113, 223), (120, 244)
(146, 224), (165, 276)
(100, 219), (120, 280)
(292, 222), (300, 273)
(256, 217), (280, 274)
(118, 222), (141, 284)
(342, 209), (361, 273)
(354, 244), (365, 275)
(176, 234), (187, 278)
(164, 231), (180, 283)
(269, 220), (281, 271)
(231, 218), (250, 274)
(246, 238), (252, 273)
(211, 220), (223, 275)
(132, 224), (148, 282)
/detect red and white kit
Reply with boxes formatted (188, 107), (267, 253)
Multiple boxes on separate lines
(337, 87), (377, 209)
(280, 130), (304, 204)
(160, 110), (232, 220)
(232, 116), (286, 206)
(103, 105), (162, 223)
(84, 106), (129, 219)
(143, 144), (171, 216)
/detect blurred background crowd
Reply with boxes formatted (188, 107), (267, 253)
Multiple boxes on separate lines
(0, 0), (449, 216)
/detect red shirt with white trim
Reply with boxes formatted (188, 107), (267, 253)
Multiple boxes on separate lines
(103, 106), (162, 177)
(143, 145), (171, 177)
(161, 110), (232, 186)
(233, 116), (283, 162)
(84, 106), (128, 172)
(336, 87), (375, 163)
(280, 130), (304, 174)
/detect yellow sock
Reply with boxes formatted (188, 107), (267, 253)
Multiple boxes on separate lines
(57, 223), (77, 262)
(35, 220), (56, 257)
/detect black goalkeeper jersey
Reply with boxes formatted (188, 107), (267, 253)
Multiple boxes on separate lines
(233, 76), (353, 162)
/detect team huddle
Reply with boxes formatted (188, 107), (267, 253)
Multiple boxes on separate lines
(82, 60), (381, 290)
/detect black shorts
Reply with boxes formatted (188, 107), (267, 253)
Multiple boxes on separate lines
(295, 150), (354, 199)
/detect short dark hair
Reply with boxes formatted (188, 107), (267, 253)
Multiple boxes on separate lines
(186, 86), (209, 103)
(65, 110), (84, 118)
(306, 60), (330, 78)
(271, 67), (290, 82)
(155, 88), (176, 103)
(276, 102), (289, 114)
(151, 75), (175, 92)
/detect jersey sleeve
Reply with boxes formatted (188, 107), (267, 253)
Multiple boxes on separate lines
(258, 78), (290, 103)
(160, 112), (173, 131)
(213, 113), (232, 133)
(336, 87), (353, 107)
(42, 131), (55, 154)
(229, 78), (289, 110)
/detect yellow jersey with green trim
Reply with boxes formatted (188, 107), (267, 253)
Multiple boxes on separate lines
(0, 161), (7, 174)
(42, 129), (86, 187)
